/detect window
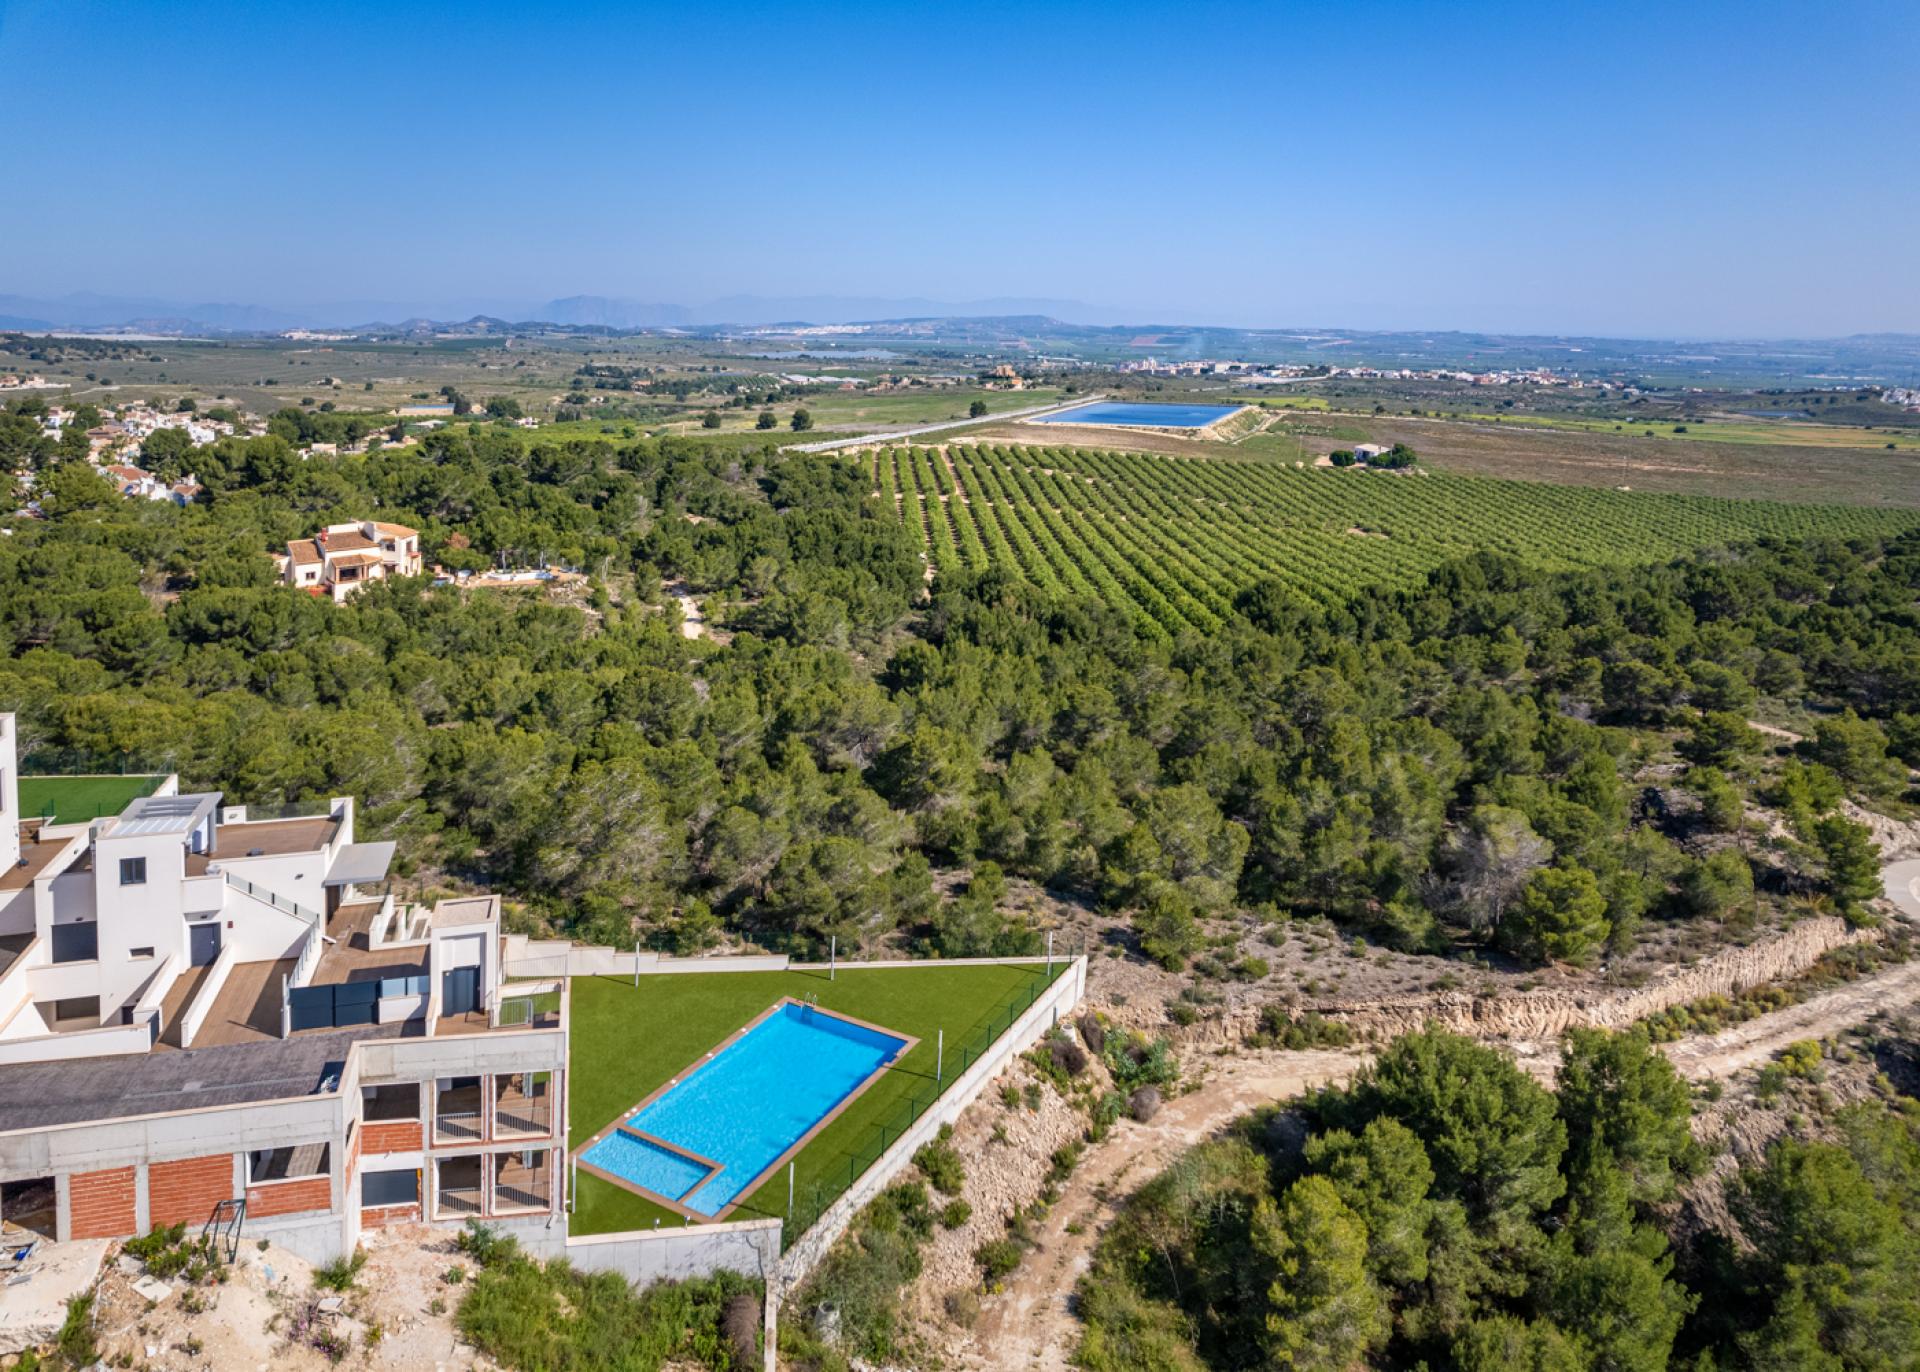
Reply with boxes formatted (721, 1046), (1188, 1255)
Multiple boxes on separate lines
(51, 996), (100, 1023)
(130, 946), (155, 959)
(247, 1143), (329, 1183)
(49, 922), (97, 964)
(362, 1083), (420, 1122)
(361, 1168), (418, 1208)
(119, 856), (146, 886)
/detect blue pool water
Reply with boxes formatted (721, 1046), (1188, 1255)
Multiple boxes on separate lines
(583, 1002), (908, 1216)
(586, 1131), (714, 1201)
(1033, 401), (1242, 428)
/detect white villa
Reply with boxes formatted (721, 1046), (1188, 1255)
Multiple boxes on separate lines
(280, 521), (423, 602)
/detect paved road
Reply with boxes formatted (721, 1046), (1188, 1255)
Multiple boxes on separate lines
(1885, 858), (1920, 919)
(787, 395), (1100, 453)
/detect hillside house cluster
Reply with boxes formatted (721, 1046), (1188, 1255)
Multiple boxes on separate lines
(0, 714), (566, 1261)
(276, 521), (423, 602)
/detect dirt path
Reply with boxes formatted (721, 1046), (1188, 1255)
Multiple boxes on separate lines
(663, 580), (707, 639)
(1662, 953), (1920, 1080)
(954, 942), (1920, 1369)
(958, 1049), (1359, 1371)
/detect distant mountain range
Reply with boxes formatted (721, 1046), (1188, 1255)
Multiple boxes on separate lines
(0, 291), (1138, 335)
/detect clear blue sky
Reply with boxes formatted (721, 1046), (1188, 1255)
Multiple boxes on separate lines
(4, 0), (1916, 336)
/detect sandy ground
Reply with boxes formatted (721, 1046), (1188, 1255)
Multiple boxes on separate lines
(83, 1223), (484, 1372)
(663, 580), (709, 640)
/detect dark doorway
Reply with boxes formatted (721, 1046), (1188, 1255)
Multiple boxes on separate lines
(0, 1177), (57, 1240)
(189, 922), (222, 967)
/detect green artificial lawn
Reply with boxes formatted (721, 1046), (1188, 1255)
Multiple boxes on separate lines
(17, 775), (165, 825)
(566, 961), (1067, 1242)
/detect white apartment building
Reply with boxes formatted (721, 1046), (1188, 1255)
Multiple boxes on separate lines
(0, 715), (566, 1262)
(281, 521), (423, 602)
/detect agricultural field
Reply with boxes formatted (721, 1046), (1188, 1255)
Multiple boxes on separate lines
(871, 443), (1920, 635)
(1357, 414), (1920, 508)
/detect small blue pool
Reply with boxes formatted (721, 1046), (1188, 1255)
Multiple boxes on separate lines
(581, 1001), (909, 1217)
(1033, 401), (1243, 428)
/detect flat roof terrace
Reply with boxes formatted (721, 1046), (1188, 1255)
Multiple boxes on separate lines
(0, 1025), (398, 1133)
(185, 814), (340, 873)
(1, 825), (79, 894)
(313, 899), (426, 985)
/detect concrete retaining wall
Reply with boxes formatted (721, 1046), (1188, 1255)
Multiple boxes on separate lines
(778, 955), (1086, 1286)
(518, 1215), (783, 1283)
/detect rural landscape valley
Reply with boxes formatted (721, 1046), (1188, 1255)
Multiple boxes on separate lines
(4, 2), (1919, 1370)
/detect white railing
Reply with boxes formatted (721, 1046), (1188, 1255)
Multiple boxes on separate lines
(290, 920), (324, 990)
(176, 943), (237, 1048)
(223, 871), (323, 927)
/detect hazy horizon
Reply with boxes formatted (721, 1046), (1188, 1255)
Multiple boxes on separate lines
(4, 0), (1917, 339)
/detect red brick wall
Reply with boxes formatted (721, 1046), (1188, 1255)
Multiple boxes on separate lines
(147, 1154), (234, 1228)
(361, 1121), (422, 1154)
(246, 1176), (332, 1219)
(360, 1203), (421, 1229)
(68, 1166), (136, 1240)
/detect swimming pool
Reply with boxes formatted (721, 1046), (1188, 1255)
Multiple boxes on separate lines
(578, 999), (912, 1218)
(1031, 401), (1244, 428)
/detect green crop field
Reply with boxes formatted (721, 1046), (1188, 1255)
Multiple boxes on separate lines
(872, 443), (1920, 637)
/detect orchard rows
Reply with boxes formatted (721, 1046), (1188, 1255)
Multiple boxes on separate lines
(869, 443), (1920, 637)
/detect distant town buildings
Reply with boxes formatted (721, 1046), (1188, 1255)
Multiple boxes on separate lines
(278, 521), (423, 602)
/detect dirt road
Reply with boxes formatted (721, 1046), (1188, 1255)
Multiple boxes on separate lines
(955, 946), (1920, 1369)
(1661, 953), (1920, 1080)
(958, 1049), (1359, 1371)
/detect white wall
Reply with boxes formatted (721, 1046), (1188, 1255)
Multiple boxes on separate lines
(0, 886), (32, 939)
(91, 829), (191, 1005)
(219, 884), (316, 963)
(215, 851), (328, 914)
(0, 714), (18, 872)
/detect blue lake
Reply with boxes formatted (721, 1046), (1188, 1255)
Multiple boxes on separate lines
(1033, 401), (1243, 428)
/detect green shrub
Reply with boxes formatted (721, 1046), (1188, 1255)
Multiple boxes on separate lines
(459, 1249), (762, 1372)
(975, 1237), (1024, 1284)
(913, 1125), (966, 1197)
(1780, 1039), (1825, 1080)
(1103, 1030), (1179, 1092)
(1250, 1006), (1355, 1050)
(940, 1199), (973, 1229)
(313, 1247), (368, 1292)
(456, 1220), (518, 1269)
(57, 1292), (96, 1367)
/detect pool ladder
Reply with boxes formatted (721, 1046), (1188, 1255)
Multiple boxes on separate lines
(804, 992), (819, 1010)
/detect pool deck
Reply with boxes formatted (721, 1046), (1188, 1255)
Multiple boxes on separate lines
(572, 995), (917, 1222)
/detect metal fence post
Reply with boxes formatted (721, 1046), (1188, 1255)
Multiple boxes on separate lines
(937, 1028), (944, 1086)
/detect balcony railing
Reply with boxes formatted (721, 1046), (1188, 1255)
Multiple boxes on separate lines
(222, 872), (322, 927)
